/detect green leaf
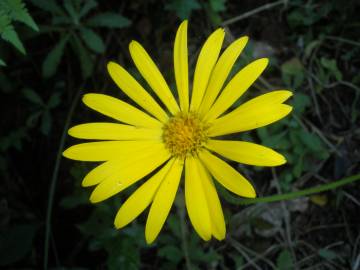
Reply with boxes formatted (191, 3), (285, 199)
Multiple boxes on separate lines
(318, 249), (338, 261)
(165, 0), (201, 20)
(299, 130), (324, 152)
(0, 58), (5, 66)
(293, 93), (311, 115)
(79, 27), (105, 53)
(87, 12), (131, 28)
(41, 110), (51, 135)
(281, 57), (304, 88)
(47, 92), (62, 109)
(0, 224), (37, 266)
(63, 0), (79, 25)
(42, 35), (69, 78)
(276, 250), (293, 270)
(79, 0), (98, 18)
(158, 245), (183, 264)
(0, 10), (26, 53)
(320, 57), (343, 81)
(1, 26), (26, 54)
(4, 0), (39, 31)
(29, 0), (63, 14)
(22, 88), (44, 105)
(71, 35), (94, 78)
(209, 0), (226, 12)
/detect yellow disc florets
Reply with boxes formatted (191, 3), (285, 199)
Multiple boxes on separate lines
(162, 112), (208, 157)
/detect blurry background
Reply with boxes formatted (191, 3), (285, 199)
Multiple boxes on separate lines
(1, 0), (360, 269)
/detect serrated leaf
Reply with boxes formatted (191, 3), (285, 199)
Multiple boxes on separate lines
(87, 12), (131, 28)
(22, 88), (44, 105)
(4, 0), (38, 31)
(1, 26), (26, 54)
(29, 0), (63, 14)
(79, 27), (105, 53)
(42, 35), (69, 78)
(165, 0), (201, 20)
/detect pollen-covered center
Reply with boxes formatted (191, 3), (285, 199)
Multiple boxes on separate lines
(162, 112), (208, 157)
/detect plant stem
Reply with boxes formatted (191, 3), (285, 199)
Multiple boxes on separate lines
(43, 88), (82, 269)
(222, 0), (286, 26)
(225, 173), (360, 205)
(179, 204), (192, 270)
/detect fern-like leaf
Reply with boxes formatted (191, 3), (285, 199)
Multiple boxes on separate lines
(0, 10), (26, 54)
(0, 0), (38, 31)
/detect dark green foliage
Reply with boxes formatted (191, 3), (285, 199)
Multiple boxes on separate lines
(165, 0), (201, 20)
(0, 0), (38, 64)
(0, 224), (37, 266)
(1, 1), (360, 269)
(30, 0), (131, 79)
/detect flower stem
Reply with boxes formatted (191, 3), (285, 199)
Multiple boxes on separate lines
(43, 88), (82, 269)
(178, 199), (192, 270)
(222, 173), (360, 205)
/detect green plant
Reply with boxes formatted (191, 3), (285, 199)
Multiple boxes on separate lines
(31, 0), (131, 78)
(0, 0), (38, 65)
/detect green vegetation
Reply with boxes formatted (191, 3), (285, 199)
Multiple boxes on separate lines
(1, 0), (359, 269)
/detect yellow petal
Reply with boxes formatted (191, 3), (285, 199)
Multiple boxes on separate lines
(174, 20), (189, 112)
(114, 159), (174, 229)
(185, 156), (212, 241)
(209, 91), (293, 136)
(63, 141), (163, 162)
(197, 159), (226, 240)
(190, 28), (225, 111)
(204, 58), (269, 122)
(145, 158), (183, 244)
(68, 123), (162, 140)
(206, 140), (286, 166)
(82, 160), (116, 187)
(82, 94), (162, 128)
(107, 61), (169, 122)
(199, 36), (248, 116)
(199, 150), (256, 198)
(89, 145), (171, 203)
(81, 145), (165, 187)
(129, 41), (180, 114)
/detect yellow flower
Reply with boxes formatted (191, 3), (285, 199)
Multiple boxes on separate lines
(63, 20), (292, 244)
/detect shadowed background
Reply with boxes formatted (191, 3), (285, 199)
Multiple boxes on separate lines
(0, 0), (360, 269)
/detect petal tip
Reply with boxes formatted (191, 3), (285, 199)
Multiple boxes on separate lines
(62, 148), (70, 158)
(145, 233), (155, 245)
(259, 57), (270, 66)
(89, 194), (100, 204)
(238, 35), (249, 45)
(107, 61), (117, 69)
(114, 219), (124, 230)
(81, 179), (91, 187)
(67, 127), (76, 137)
(181, 20), (188, 27)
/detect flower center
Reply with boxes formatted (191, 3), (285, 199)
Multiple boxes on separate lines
(162, 112), (208, 157)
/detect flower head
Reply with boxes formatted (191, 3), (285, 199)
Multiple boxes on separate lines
(63, 21), (292, 244)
